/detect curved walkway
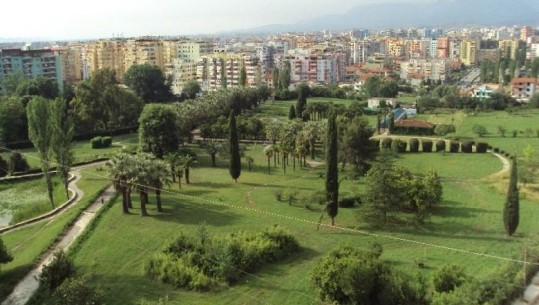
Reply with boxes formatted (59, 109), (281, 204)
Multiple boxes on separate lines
(1, 167), (114, 305)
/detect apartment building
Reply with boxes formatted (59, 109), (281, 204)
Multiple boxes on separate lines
(511, 77), (539, 101)
(400, 58), (450, 85)
(520, 26), (534, 42)
(498, 40), (518, 60)
(436, 37), (450, 59)
(196, 53), (263, 92)
(53, 47), (83, 86)
(277, 49), (345, 85)
(0, 48), (63, 93)
(460, 40), (477, 66)
(350, 40), (370, 64)
(84, 40), (125, 81)
(124, 39), (164, 72)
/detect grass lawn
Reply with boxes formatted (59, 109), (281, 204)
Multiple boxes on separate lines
(69, 143), (538, 305)
(0, 133), (138, 170)
(0, 166), (110, 300)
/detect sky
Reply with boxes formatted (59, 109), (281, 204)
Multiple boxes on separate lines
(0, 0), (435, 40)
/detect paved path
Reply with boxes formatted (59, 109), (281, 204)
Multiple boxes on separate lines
(1, 171), (114, 305)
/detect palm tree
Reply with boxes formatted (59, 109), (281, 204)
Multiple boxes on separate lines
(149, 159), (171, 213)
(245, 155), (254, 172)
(129, 153), (155, 216)
(180, 154), (198, 184)
(165, 152), (182, 183)
(205, 141), (220, 167)
(263, 145), (273, 174)
(107, 153), (134, 214)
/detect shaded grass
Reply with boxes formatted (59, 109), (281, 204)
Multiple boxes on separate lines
(68, 143), (539, 305)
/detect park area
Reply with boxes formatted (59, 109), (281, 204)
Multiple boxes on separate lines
(1, 98), (539, 304)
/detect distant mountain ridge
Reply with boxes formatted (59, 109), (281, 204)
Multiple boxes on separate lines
(233, 0), (539, 34)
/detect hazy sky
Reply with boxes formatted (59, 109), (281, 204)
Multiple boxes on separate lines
(0, 0), (435, 40)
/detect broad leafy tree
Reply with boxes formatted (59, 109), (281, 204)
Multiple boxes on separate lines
(138, 104), (180, 158)
(325, 111), (339, 226)
(0, 236), (13, 268)
(341, 116), (378, 174)
(27, 96), (54, 208)
(0, 96), (27, 143)
(124, 63), (173, 103)
(363, 76), (381, 98)
(182, 80), (201, 99)
(228, 111), (241, 182)
(503, 157), (519, 236)
(50, 98), (74, 199)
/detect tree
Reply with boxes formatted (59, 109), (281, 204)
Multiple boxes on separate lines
(27, 96), (54, 208)
(50, 98), (74, 199)
(272, 67), (280, 89)
(379, 80), (399, 98)
(529, 93), (539, 108)
(205, 141), (220, 167)
(341, 116), (378, 174)
(432, 264), (467, 293)
(149, 158), (170, 213)
(40, 250), (74, 291)
(124, 63), (173, 103)
(15, 77), (59, 99)
(129, 153), (156, 216)
(288, 105), (296, 120)
(220, 58), (227, 89)
(107, 153), (135, 214)
(325, 111), (339, 226)
(263, 145), (274, 174)
(52, 277), (103, 305)
(497, 125), (507, 137)
(520, 145), (536, 185)
(0, 96), (27, 143)
(0, 236), (13, 269)
(228, 111), (241, 182)
(239, 66), (247, 87)
(296, 83), (309, 121)
(138, 104), (180, 158)
(503, 157), (519, 236)
(363, 76), (381, 98)
(279, 61), (291, 90)
(181, 79), (201, 99)
(472, 124), (487, 137)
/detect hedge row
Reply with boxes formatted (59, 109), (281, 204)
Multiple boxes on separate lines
(90, 136), (113, 149)
(377, 138), (492, 154)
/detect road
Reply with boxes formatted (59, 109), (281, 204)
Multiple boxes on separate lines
(457, 67), (480, 89)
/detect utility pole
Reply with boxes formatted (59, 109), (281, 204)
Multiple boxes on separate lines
(523, 247), (528, 287)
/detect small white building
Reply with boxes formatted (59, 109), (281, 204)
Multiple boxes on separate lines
(368, 98), (397, 108)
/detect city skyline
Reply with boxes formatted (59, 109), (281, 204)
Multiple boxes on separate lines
(1, 0), (437, 41)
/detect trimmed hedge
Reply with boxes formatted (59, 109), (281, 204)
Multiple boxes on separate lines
(90, 136), (113, 149)
(449, 141), (460, 153)
(381, 138), (392, 150)
(339, 195), (361, 208)
(409, 138), (420, 153)
(494, 147), (500, 153)
(461, 141), (473, 153)
(436, 140), (446, 152)
(421, 139), (433, 152)
(476, 142), (488, 153)
(392, 139), (407, 153)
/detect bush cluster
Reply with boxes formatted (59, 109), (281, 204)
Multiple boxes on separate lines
(476, 142), (488, 153)
(144, 226), (300, 290)
(381, 138), (392, 150)
(338, 195), (361, 208)
(436, 140), (446, 152)
(449, 141), (460, 153)
(90, 136), (112, 149)
(392, 139), (407, 153)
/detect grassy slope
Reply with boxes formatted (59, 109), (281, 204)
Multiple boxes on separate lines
(70, 141), (537, 305)
(0, 166), (109, 300)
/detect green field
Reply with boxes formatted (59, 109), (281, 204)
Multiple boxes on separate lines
(2, 100), (539, 304)
(67, 142), (536, 305)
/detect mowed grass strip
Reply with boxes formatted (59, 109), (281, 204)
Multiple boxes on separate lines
(69, 144), (538, 305)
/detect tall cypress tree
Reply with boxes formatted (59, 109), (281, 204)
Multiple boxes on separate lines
(229, 110), (241, 182)
(296, 83), (309, 121)
(325, 110), (339, 226)
(503, 157), (519, 236)
(239, 66), (247, 87)
(288, 105), (296, 120)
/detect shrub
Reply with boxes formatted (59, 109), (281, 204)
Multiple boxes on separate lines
(421, 139), (433, 152)
(512, 130), (518, 137)
(392, 139), (407, 153)
(461, 141), (473, 153)
(145, 226), (300, 290)
(0, 156), (7, 177)
(449, 141), (460, 153)
(9, 152), (30, 173)
(434, 124), (456, 136)
(338, 195), (361, 208)
(493, 148), (500, 153)
(436, 140), (446, 152)
(52, 277), (103, 305)
(409, 138), (420, 152)
(381, 138), (392, 150)
(273, 189), (284, 201)
(476, 142), (488, 153)
(40, 250), (75, 292)
(101, 136), (112, 148)
(432, 264), (467, 293)
(90, 136), (103, 149)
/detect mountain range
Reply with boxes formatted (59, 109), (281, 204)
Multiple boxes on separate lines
(233, 0), (539, 34)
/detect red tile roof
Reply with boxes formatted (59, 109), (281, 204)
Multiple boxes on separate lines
(395, 120), (435, 129)
(511, 78), (539, 84)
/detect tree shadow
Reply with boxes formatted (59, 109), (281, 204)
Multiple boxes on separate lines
(0, 264), (33, 299)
